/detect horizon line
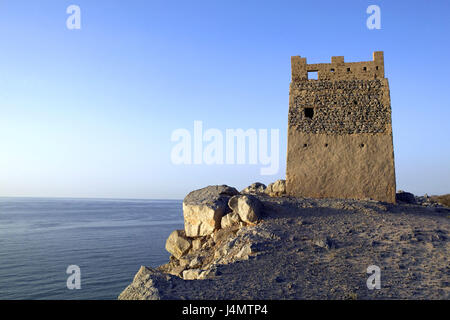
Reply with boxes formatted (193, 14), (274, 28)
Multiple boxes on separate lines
(0, 195), (184, 201)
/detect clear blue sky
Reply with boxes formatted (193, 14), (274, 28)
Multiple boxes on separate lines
(0, 0), (449, 199)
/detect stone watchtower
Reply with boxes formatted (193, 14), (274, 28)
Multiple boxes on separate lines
(286, 51), (396, 203)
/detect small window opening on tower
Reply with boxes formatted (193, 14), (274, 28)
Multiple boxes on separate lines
(347, 67), (351, 72)
(363, 66), (367, 71)
(304, 108), (314, 119)
(375, 66), (379, 70)
(330, 68), (335, 73)
(307, 71), (318, 80)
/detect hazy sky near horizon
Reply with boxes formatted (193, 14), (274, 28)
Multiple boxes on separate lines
(1, 0), (449, 199)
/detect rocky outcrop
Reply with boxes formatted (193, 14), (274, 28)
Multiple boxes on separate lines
(265, 179), (286, 197)
(183, 185), (239, 237)
(228, 194), (262, 224)
(129, 184), (270, 285)
(119, 222), (279, 299)
(120, 182), (273, 298)
(122, 183), (271, 287)
(158, 223), (266, 281)
(119, 183), (450, 300)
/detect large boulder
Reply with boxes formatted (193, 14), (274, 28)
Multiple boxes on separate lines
(165, 230), (192, 259)
(265, 179), (286, 197)
(183, 185), (239, 237)
(228, 194), (262, 224)
(396, 191), (416, 204)
(241, 182), (267, 194)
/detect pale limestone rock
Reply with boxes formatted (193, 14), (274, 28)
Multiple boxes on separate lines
(166, 265), (186, 277)
(183, 185), (239, 237)
(182, 269), (204, 280)
(235, 243), (252, 260)
(265, 179), (286, 197)
(228, 195), (262, 224)
(191, 238), (204, 251)
(178, 256), (191, 268)
(165, 230), (191, 259)
(178, 254), (203, 269)
(221, 211), (242, 228)
(189, 256), (203, 269)
(186, 269), (213, 280)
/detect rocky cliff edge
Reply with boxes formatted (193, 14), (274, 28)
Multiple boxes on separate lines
(119, 182), (450, 300)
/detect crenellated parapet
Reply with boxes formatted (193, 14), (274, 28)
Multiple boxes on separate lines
(291, 51), (385, 82)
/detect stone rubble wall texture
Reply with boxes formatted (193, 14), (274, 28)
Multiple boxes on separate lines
(286, 51), (396, 203)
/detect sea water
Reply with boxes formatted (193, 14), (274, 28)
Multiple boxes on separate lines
(0, 197), (183, 299)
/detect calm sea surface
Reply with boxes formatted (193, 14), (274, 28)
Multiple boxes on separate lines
(0, 197), (184, 300)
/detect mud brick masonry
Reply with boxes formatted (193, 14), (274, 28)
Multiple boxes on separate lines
(286, 51), (396, 203)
